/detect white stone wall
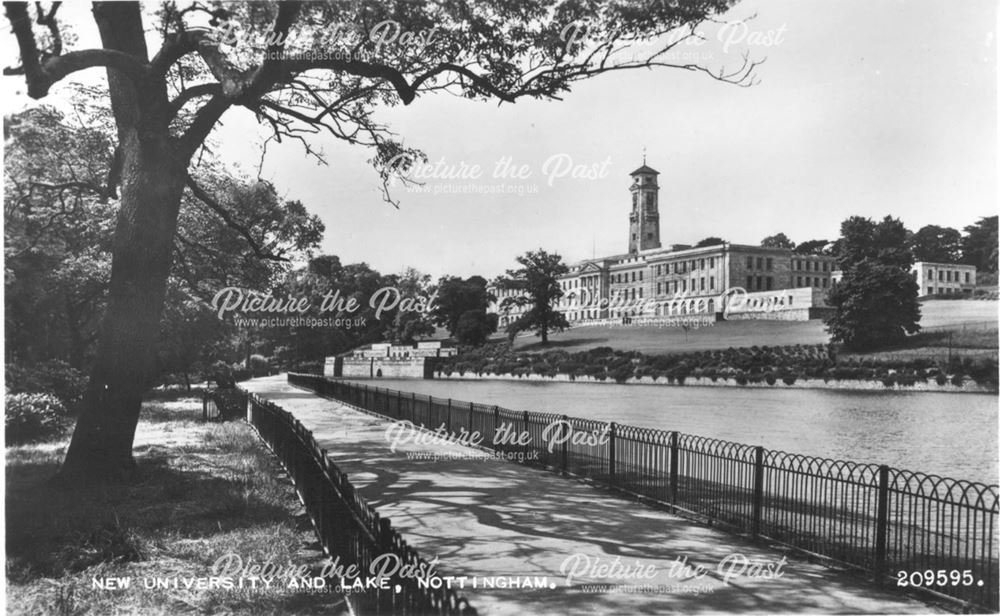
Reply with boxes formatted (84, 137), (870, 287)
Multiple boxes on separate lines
(434, 371), (995, 394)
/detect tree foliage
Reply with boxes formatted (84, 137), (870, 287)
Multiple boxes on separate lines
(832, 215), (913, 270)
(825, 263), (921, 351)
(431, 276), (495, 345)
(695, 236), (725, 248)
(909, 224), (962, 263)
(4, 107), (115, 369)
(383, 268), (436, 345)
(760, 232), (794, 249)
(826, 216), (920, 351)
(960, 216), (998, 273)
(495, 249), (570, 344)
(4, 106), (323, 387)
(793, 239), (830, 255)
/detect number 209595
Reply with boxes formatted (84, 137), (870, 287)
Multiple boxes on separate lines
(897, 570), (979, 587)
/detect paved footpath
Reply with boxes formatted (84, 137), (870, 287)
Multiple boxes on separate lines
(244, 375), (941, 615)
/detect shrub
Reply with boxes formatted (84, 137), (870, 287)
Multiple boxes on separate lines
(966, 358), (999, 387)
(5, 360), (87, 412)
(782, 374), (797, 386)
(881, 374), (896, 387)
(764, 372), (777, 386)
(609, 365), (634, 383)
(249, 354), (271, 377)
(734, 372), (748, 386)
(5, 393), (68, 445)
(951, 373), (964, 387)
(231, 366), (252, 382)
(934, 374), (947, 386)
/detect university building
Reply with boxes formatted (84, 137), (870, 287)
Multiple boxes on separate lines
(495, 162), (839, 327)
(911, 262), (977, 296)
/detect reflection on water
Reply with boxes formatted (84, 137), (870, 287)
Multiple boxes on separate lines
(355, 379), (998, 485)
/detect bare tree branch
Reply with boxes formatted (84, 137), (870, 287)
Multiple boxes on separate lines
(4, 2), (150, 98)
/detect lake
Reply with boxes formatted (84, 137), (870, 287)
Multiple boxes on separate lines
(351, 378), (998, 485)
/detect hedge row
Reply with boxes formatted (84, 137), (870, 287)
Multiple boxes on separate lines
(437, 343), (998, 388)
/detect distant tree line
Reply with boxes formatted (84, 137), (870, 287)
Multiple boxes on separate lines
(759, 217), (998, 273)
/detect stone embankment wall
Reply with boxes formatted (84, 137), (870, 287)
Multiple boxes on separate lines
(434, 371), (995, 394)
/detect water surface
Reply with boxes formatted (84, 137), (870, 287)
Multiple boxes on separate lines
(351, 378), (998, 485)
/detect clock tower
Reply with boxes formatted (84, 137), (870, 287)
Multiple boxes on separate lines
(628, 162), (661, 253)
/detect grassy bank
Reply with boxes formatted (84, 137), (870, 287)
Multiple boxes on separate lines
(6, 394), (347, 616)
(506, 299), (998, 357)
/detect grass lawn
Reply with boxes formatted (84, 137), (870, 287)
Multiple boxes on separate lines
(509, 300), (997, 356)
(6, 394), (348, 616)
(512, 319), (829, 354)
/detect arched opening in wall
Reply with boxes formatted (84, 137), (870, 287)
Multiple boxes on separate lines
(376, 368), (383, 378)
(708, 299), (715, 313)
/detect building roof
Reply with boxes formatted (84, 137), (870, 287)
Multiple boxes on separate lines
(913, 261), (977, 269)
(629, 164), (659, 176)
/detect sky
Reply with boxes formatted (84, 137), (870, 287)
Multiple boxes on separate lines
(3, 0), (997, 280)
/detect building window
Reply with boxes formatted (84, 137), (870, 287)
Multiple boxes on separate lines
(639, 271), (643, 281)
(965, 272), (971, 283)
(639, 288), (643, 298)
(756, 257), (763, 269)
(657, 282), (662, 294)
(700, 277), (705, 291)
(699, 258), (705, 270)
(747, 256), (753, 269)
(709, 257), (715, 268)
(766, 277), (773, 290)
(756, 276), (763, 290)
(939, 271), (944, 281)
(766, 258), (773, 271)
(823, 278), (829, 288)
(682, 280), (687, 292)
(632, 233), (636, 240)
(797, 276), (803, 287)
(822, 262), (828, 272)
(946, 271), (952, 282)
(710, 276), (715, 290)
(746, 276), (752, 290)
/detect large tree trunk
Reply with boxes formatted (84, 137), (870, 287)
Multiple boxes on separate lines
(60, 135), (185, 481)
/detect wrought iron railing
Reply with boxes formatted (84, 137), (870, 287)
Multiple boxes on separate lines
(288, 372), (999, 611)
(242, 388), (477, 615)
